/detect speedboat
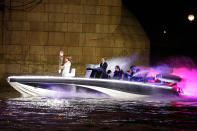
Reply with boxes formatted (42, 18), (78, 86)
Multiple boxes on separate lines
(7, 52), (184, 98)
(7, 72), (181, 99)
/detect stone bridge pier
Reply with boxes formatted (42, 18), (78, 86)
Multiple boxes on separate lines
(0, 0), (150, 87)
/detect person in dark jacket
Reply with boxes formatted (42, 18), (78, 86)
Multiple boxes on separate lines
(123, 65), (136, 81)
(100, 57), (108, 73)
(106, 70), (113, 79)
(113, 65), (124, 80)
(95, 57), (108, 78)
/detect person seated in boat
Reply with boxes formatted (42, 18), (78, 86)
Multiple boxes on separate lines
(113, 65), (124, 80)
(131, 68), (143, 81)
(106, 70), (113, 79)
(130, 68), (153, 82)
(61, 56), (72, 77)
(123, 65), (136, 81)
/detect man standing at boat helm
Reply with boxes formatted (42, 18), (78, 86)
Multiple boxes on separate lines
(101, 57), (108, 71)
(96, 57), (108, 78)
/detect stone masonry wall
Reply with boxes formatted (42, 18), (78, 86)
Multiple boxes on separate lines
(0, 10), (5, 87)
(0, 0), (150, 87)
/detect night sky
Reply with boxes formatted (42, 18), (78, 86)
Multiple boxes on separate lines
(123, 1), (197, 64)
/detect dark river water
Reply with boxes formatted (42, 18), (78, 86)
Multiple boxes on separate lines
(1, 90), (197, 131)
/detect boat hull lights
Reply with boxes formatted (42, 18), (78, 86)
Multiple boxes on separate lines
(7, 76), (178, 98)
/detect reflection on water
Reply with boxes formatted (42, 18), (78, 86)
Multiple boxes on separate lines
(1, 92), (197, 130)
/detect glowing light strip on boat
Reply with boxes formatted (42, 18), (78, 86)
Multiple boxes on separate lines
(8, 76), (173, 89)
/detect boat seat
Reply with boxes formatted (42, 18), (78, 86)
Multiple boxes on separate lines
(62, 68), (75, 77)
(70, 68), (76, 77)
(85, 70), (92, 78)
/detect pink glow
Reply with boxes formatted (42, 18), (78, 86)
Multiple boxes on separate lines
(172, 68), (197, 97)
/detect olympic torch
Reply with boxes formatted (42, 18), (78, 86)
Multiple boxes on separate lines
(59, 51), (64, 73)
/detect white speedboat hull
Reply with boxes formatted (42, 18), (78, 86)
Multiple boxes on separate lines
(7, 76), (178, 98)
